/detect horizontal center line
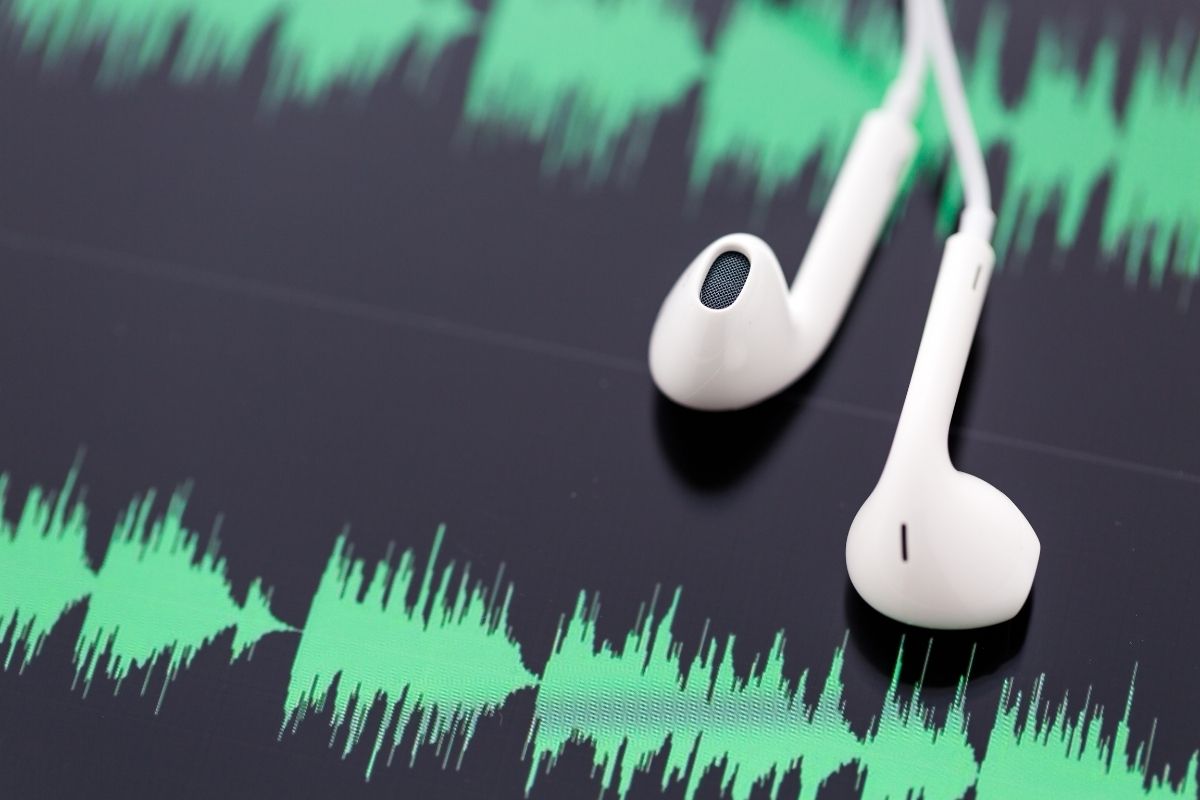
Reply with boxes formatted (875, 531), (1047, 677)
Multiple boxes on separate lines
(2, 225), (1197, 490)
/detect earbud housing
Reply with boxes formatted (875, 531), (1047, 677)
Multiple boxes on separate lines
(649, 109), (918, 411)
(845, 233), (1040, 629)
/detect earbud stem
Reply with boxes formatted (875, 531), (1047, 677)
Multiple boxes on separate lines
(885, 232), (995, 469)
(790, 109), (918, 361)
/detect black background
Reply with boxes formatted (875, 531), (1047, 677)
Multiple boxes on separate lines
(0, 0), (1197, 797)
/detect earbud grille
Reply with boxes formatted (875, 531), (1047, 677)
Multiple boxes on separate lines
(700, 251), (751, 309)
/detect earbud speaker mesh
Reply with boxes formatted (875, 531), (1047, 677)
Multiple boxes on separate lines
(699, 251), (751, 309)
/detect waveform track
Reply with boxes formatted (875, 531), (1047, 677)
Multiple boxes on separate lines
(461, 0), (705, 182)
(858, 652), (977, 800)
(0, 464), (93, 672)
(526, 588), (1193, 799)
(1101, 31), (1200, 288)
(1, 461), (1196, 797)
(957, 8), (1200, 290)
(73, 486), (295, 709)
(280, 525), (537, 780)
(526, 589), (978, 800)
(8, 0), (476, 104)
(690, 0), (898, 203)
(958, 6), (1121, 268)
(0, 464), (293, 708)
(976, 668), (1199, 799)
(4, 0), (1198, 287)
(265, 0), (476, 104)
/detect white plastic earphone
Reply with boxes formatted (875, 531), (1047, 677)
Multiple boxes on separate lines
(648, 0), (1039, 629)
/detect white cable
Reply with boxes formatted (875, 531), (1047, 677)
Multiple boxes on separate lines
(883, 0), (927, 120)
(921, 0), (995, 240)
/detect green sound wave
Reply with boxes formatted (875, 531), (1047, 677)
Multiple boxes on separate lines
(0, 464), (293, 708)
(277, 530), (1192, 798)
(6, 0), (1196, 292)
(689, 0), (899, 207)
(526, 588), (975, 800)
(7, 0), (476, 104)
(1, 462), (1196, 797)
(686, 1), (1199, 288)
(1103, 32), (1200, 288)
(280, 525), (537, 780)
(0, 463), (92, 673)
(527, 589), (1194, 800)
(950, 8), (1200, 290)
(977, 669), (1199, 799)
(460, 0), (705, 183)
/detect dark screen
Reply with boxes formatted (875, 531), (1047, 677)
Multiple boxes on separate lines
(1, 1), (1197, 798)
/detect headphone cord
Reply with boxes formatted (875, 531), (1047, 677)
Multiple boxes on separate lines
(922, 0), (996, 241)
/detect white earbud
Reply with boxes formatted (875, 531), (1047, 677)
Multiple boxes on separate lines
(845, 233), (1040, 628)
(648, 108), (918, 411)
(846, 0), (1039, 628)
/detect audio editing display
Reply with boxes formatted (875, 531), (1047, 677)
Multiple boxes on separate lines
(2, 463), (1194, 798)
(1, 0), (1198, 797)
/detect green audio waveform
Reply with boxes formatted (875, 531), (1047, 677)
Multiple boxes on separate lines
(527, 589), (1195, 800)
(0, 464), (293, 708)
(683, 0), (1198, 288)
(526, 589), (975, 800)
(2, 462), (1197, 798)
(0, 466), (92, 673)
(688, 0), (899, 208)
(6, 0), (475, 104)
(280, 525), (537, 780)
(976, 669), (1199, 799)
(952, 8), (1200, 290)
(461, 0), (705, 183)
(6, 0), (1196, 292)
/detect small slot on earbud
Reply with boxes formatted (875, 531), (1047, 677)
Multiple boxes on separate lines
(972, 263), (983, 290)
(900, 523), (908, 561)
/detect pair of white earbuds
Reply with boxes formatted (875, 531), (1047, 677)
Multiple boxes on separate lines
(648, 0), (1039, 629)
